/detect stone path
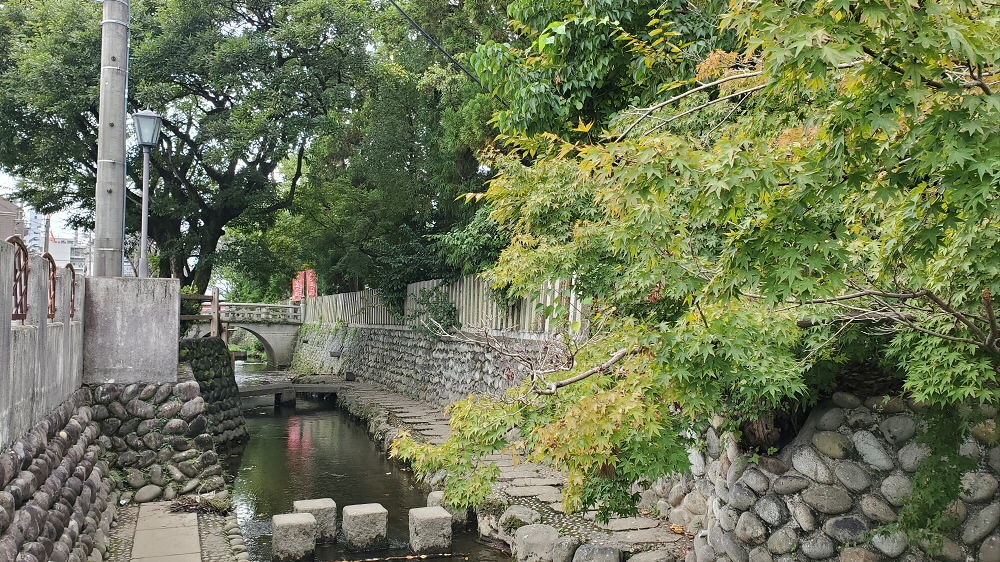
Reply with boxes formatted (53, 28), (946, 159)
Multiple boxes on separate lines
(332, 382), (693, 559)
(107, 501), (244, 562)
(129, 502), (201, 561)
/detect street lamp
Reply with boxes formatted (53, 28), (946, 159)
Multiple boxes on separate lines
(132, 109), (161, 278)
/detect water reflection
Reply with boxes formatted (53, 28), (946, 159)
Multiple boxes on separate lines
(227, 398), (508, 561)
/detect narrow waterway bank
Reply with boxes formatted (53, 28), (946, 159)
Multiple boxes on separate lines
(226, 396), (508, 561)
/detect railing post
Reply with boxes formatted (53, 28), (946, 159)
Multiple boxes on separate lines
(0, 241), (14, 448)
(211, 287), (221, 338)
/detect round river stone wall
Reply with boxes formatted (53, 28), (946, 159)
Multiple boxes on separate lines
(179, 337), (248, 447)
(640, 393), (1000, 561)
(0, 388), (118, 562)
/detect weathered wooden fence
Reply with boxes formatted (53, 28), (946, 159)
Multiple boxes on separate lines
(301, 275), (586, 334)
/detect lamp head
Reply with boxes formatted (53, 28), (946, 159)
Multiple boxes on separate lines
(132, 109), (162, 148)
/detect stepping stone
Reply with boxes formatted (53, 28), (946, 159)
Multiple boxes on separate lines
(599, 517), (660, 531)
(536, 489), (564, 503)
(612, 527), (686, 545)
(409, 506), (452, 553)
(511, 478), (564, 487)
(342, 503), (388, 550)
(506, 485), (562, 498)
(273, 513), (318, 562)
(293, 498), (337, 542)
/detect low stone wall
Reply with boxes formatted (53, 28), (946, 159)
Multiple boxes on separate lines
(179, 338), (247, 447)
(292, 323), (547, 407)
(643, 392), (1000, 561)
(91, 381), (226, 502)
(0, 388), (118, 562)
(93, 338), (246, 500)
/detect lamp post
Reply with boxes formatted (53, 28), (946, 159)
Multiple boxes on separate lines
(132, 109), (162, 278)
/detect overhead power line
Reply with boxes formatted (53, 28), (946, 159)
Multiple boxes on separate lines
(384, 0), (509, 107)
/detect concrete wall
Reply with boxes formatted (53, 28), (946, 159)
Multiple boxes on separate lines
(292, 323), (548, 407)
(0, 241), (85, 450)
(83, 277), (179, 385)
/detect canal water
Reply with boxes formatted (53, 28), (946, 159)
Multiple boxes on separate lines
(228, 363), (508, 561)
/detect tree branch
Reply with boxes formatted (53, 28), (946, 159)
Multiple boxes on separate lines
(535, 347), (635, 395)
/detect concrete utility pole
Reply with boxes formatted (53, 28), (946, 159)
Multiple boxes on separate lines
(93, 0), (130, 277)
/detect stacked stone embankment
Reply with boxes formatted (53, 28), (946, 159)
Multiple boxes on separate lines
(292, 323), (545, 407)
(0, 388), (118, 562)
(179, 337), (248, 447)
(91, 381), (226, 503)
(96, 338), (247, 501)
(642, 391), (1000, 561)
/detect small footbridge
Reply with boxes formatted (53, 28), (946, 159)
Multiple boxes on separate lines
(182, 291), (302, 368)
(238, 383), (347, 406)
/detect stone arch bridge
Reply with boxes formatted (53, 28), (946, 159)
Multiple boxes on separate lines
(183, 295), (301, 368)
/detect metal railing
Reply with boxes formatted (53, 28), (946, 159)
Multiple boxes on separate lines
(41, 253), (57, 319)
(64, 263), (77, 318)
(6, 236), (29, 322)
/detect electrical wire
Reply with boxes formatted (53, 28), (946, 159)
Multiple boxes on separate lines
(383, 0), (509, 107)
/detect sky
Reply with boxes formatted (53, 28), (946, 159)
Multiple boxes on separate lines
(1, 171), (76, 237)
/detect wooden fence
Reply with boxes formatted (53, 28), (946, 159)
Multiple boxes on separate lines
(301, 275), (586, 334)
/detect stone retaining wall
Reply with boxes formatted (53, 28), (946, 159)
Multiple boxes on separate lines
(179, 338), (247, 447)
(92, 338), (246, 501)
(0, 388), (118, 562)
(292, 323), (547, 407)
(643, 392), (1000, 561)
(91, 381), (226, 503)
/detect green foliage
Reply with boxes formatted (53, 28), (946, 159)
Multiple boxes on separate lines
(178, 286), (203, 337)
(397, 0), (1000, 521)
(0, 0), (370, 291)
(887, 406), (975, 548)
(407, 287), (461, 338)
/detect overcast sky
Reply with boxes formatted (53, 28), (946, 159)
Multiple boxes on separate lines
(1, 171), (76, 237)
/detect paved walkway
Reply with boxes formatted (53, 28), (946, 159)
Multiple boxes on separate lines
(130, 502), (201, 561)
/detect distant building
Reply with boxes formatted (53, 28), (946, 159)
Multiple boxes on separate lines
(47, 231), (93, 275)
(22, 209), (46, 253)
(0, 197), (27, 240)
(0, 196), (94, 274)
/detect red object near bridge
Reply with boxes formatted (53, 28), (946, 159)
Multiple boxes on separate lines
(292, 271), (305, 301)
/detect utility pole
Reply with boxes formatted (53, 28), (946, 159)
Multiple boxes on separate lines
(93, 0), (130, 277)
(43, 214), (50, 253)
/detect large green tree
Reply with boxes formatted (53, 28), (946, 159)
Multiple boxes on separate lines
(0, 0), (370, 290)
(396, 0), (1000, 539)
(219, 0), (509, 301)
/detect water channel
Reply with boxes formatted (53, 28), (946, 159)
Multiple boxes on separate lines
(229, 362), (509, 561)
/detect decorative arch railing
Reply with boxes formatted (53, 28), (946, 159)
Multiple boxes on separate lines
(41, 253), (57, 319)
(6, 236), (29, 322)
(65, 263), (77, 318)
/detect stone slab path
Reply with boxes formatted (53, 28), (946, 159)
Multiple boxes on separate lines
(331, 382), (693, 559)
(130, 502), (201, 561)
(107, 501), (242, 562)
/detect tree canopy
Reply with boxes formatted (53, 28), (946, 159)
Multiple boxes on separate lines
(395, 0), (1000, 538)
(0, 0), (370, 290)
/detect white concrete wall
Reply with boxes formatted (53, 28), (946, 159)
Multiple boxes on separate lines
(0, 241), (85, 449)
(82, 277), (179, 384)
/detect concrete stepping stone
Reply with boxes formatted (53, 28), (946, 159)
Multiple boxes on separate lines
(343, 503), (388, 550)
(511, 477), (564, 487)
(409, 506), (452, 553)
(293, 498), (337, 542)
(612, 527), (686, 545)
(272, 513), (317, 561)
